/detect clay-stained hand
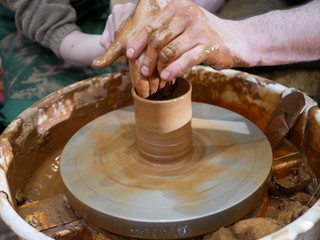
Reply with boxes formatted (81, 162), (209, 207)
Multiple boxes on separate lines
(58, 3), (135, 67)
(93, 3), (136, 67)
(99, 3), (135, 61)
(126, 0), (248, 81)
(92, 0), (171, 98)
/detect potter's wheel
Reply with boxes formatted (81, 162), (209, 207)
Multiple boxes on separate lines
(60, 102), (272, 239)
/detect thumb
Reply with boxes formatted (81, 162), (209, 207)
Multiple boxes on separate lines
(92, 3), (136, 69)
(91, 38), (124, 69)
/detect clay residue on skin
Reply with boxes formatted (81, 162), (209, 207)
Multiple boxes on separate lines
(201, 43), (250, 71)
(159, 41), (176, 66)
(92, 0), (166, 69)
(92, 41), (123, 69)
(92, 0), (173, 99)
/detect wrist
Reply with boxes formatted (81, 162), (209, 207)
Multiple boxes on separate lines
(235, 17), (269, 67)
(209, 15), (253, 68)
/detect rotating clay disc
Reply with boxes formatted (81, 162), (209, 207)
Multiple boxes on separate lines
(60, 102), (272, 239)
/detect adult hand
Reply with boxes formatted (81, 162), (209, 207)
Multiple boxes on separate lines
(93, 0), (171, 98)
(125, 0), (247, 81)
(99, 3), (136, 57)
(59, 3), (135, 67)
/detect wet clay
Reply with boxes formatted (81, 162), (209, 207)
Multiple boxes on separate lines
(7, 72), (133, 205)
(88, 121), (217, 203)
(133, 77), (192, 163)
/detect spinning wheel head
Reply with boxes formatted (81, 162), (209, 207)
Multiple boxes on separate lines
(60, 95), (272, 238)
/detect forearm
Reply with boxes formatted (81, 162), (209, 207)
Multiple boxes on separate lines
(238, 0), (320, 66)
(59, 30), (105, 66)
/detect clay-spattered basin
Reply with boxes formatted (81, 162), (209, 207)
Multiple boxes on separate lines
(0, 66), (320, 239)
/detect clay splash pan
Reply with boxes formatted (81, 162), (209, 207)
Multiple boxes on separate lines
(60, 78), (272, 239)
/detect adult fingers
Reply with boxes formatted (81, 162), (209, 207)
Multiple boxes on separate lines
(163, 79), (176, 97)
(156, 32), (196, 74)
(149, 72), (160, 96)
(92, 3), (136, 69)
(159, 44), (214, 80)
(140, 16), (188, 77)
(130, 56), (150, 98)
(140, 1), (203, 77)
(125, 0), (178, 60)
(92, 40), (124, 69)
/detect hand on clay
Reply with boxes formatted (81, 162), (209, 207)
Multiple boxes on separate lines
(92, 0), (172, 99)
(100, 3), (136, 65)
(125, 0), (247, 81)
(59, 3), (135, 67)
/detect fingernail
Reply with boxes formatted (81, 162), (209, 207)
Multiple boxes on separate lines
(126, 48), (135, 58)
(141, 65), (149, 76)
(161, 71), (170, 80)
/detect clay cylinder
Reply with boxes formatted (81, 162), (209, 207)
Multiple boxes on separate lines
(132, 78), (193, 164)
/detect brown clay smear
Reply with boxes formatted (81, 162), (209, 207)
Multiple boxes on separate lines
(92, 0), (173, 98)
(92, 0), (166, 69)
(78, 77), (225, 204)
(133, 77), (192, 162)
(90, 122), (225, 204)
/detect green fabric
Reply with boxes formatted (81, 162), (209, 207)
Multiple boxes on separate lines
(0, 4), (16, 40)
(73, 0), (111, 33)
(0, 99), (36, 124)
(0, 0), (116, 125)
